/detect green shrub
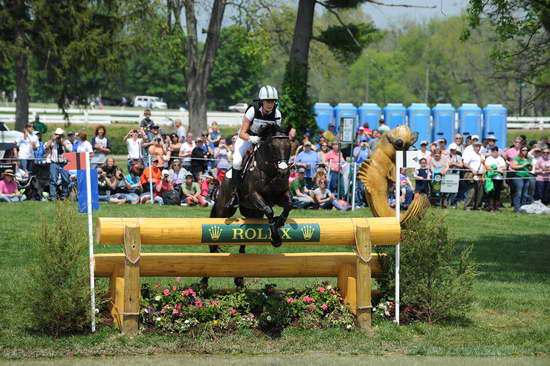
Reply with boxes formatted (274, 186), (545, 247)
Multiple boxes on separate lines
(379, 211), (477, 324)
(25, 201), (91, 336)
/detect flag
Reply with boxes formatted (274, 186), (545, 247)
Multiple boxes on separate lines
(76, 169), (99, 213)
(63, 152), (87, 171)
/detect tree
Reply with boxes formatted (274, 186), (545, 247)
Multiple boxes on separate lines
(0, 0), (125, 131)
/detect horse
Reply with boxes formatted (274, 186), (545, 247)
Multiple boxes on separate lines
(205, 124), (293, 287)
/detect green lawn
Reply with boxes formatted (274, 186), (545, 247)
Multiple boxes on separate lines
(0, 202), (549, 359)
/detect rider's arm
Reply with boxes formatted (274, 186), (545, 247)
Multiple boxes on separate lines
(238, 117), (253, 141)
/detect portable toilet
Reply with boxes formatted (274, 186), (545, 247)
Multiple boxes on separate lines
(358, 103), (382, 130)
(432, 103), (456, 145)
(483, 104), (507, 150)
(383, 103), (407, 129)
(458, 103), (482, 140)
(333, 103), (357, 133)
(407, 103), (431, 148)
(313, 103), (333, 132)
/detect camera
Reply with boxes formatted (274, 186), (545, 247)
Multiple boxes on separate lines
(133, 129), (138, 133)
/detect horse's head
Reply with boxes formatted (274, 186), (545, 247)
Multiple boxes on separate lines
(382, 125), (419, 157)
(258, 124), (291, 173)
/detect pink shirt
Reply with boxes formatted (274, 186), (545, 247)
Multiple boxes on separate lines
(504, 147), (520, 162)
(325, 150), (343, 173)
(0, 179), (17, 195)
(535, 157), (550, 182)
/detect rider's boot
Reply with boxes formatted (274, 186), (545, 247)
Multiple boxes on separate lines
(224, 169), (242, 208)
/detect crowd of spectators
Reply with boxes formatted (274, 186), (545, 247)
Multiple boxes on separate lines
(1, 111), (549, 213)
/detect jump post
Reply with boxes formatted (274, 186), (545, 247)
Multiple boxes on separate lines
(94, 217), (400, 334)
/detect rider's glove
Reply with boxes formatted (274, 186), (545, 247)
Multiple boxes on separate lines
(249, 136), (260, 144)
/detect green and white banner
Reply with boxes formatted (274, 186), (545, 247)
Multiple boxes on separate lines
(201, 223), (321, 243)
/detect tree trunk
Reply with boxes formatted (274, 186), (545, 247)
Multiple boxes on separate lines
(14, 13), (29, 132)
(183, 0), (226, 137)
(287, 0), (315, 78)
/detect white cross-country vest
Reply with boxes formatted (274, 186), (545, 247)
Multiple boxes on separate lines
(246, 102), (282, 136)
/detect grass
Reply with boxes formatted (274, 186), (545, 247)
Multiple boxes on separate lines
(0, 202), (549, 360)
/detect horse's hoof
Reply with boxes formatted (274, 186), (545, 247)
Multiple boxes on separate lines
(271, 239), (282, 248)
(269, 225), (282, 247)
(234, 277), (245, 288)
(200, 277), (209, 289)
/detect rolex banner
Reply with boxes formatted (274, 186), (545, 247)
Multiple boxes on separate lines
(201, 223), (321, 243)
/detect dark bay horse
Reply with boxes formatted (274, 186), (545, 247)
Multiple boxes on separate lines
(205, 124), (292, 286)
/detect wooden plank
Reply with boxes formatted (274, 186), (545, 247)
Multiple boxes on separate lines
(355, 223), (372, 329)
(122, 225), (141, 335)
(337, 264), (356, 312)
(95, 252), (385, 278)
(96, 217), (400, 246)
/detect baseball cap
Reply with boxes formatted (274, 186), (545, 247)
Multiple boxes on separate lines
(448, 143), (458, 150)
(162, 169), (170, 176)
(420, 140), (428, 146)
(486, 135), (497, 140)
(67, 131), (75, 136)
(471, 135), (480, 140)
(297, 167), (306, 173)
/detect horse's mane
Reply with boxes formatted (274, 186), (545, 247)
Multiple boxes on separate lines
(259, 123), (289, 140)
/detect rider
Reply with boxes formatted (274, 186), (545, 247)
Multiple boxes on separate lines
(225, 85), (282, 208)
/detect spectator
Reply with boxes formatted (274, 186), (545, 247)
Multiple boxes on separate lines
(123, 128), (147, 172)
(181, 174), (208, 207)
(166, 133), (181, 164)
(123, 164), (144, 204)
(207, 121), (222, 149)
(538, 136), (549, 150)
(361, 122), (373, 138)
(154, 170), (177, 205)
(149, 134), (168, 167)
(295, 141), (319, 189)
(399, 168), (414, 209)
(191, 138), (208, 179)
(534, 147), (550, 204)
(325, 142), (344, 198)
(317, 142), (330, 165)
(76, 130), (93, 153)
(45, 128), (73, 200)
(481, 135), (498, 157)
(418, 141), (431, 163)
(463, 135), (480, 155)
(108, 168), (134, 204)
(0, 169), (25, 202)
(510, 146), (533, 212)
(67, 131), (80, 152)
(322, 124), (337, 144)
(17, 123), (38, 173)
(315, 136), (328, 150)
(290, 168), (315, 208)
(429, 149), (449, 175)
(288, 165), (297, 184)
(168, 159), (189, 186)
(213, 140), (231, 183)
(504, 136), (524, 206)
(484, 146), (506, 211)
(33, 131), (46, 163)
(528, 144), (542, 161)
(96, 167), (111, 202)
(462, 141), (485, 210)
(102, 157), (118, 178)
(179, 132), (195, 170)
(369, 129), (381, 151)
(448, 133), (465, 154)
(140, 157), (162, 191)
(437, 138), (450, 157)
(174, 119), (186, 142)
(414, 158), (431, 195)
(91, 125), (111, 169)
(313, 179), (334, 209)
(353, 137), (370, 165)
(377, 117), (390, 133)
(140, 109), (155, 135)
(313, 164), (328, 188)
(448, 146), (464, 205)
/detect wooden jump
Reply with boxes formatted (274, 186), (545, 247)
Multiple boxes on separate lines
(94, 217), (400, 334)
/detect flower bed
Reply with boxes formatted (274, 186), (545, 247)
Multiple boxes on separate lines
(140, 280), (355, 334)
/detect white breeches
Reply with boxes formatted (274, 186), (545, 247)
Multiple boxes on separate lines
(232, 137), (252, 170)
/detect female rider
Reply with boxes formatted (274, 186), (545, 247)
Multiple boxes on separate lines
(225, 85), (282, 208)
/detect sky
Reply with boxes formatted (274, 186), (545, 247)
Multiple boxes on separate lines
(363, 0), (469, 28)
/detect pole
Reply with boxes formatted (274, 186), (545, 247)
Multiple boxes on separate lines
(395, 152), (401, 325)
(148, 155), (153, 203)
(351, 162), (357, 210)
(85, 152), (96, 332)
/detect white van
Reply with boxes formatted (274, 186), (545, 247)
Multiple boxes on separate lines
(133, 96), (167, 109)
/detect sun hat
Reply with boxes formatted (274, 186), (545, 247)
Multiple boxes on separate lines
(471, 135), (480, 141)
(55, 128), (65, 135)
(1, 169), (15, 177)
(486, 135), (497, 140)
(297, 167), (306, 173)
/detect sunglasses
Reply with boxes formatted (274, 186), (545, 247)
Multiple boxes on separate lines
(521, 149), (528, 152)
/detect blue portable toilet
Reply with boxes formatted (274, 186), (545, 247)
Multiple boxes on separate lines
(333, 103), (357, 133)
(313, 103), (333, 132)
(383, 103), (407, 129)
(358, 103), (382, 130)
(432, 103), (456, 145)
(407, 103), (431, 148)
(458, 103), (482, 140)
(483, 104), (507, 150)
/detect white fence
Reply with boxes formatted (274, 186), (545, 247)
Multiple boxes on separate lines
(1, 107), (549, 130)
(0, 107), (243, 127)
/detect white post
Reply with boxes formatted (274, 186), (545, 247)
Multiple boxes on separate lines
(351, 162), (357, 210)
(85, 152), (96, 332)
(395, 151), (402, 325)
(148, 155), (153, 203)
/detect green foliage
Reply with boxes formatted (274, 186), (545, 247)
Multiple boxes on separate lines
(140, 281), (354, 335)
(317, 23), (379, 64)
(25, 201), (90, 336)
(379, 211), (477, 324)
(280, 67), (317, 136)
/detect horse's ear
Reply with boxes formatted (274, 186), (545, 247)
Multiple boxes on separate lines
(279, 124), (291, 136)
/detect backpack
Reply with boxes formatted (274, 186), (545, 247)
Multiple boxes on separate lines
(161, 190), (180, 205)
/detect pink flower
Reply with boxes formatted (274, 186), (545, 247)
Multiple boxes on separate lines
(172, 286), (177, 291)
(172, 309), (179, 315)
(175, 277), (182, 282)
(307, 305), (316, 311)
(160, 309), (165, 314)
(317, 287), (326, 293)
(303, 296), (316, 304)
(176, 303), (182, 310)
(329, 289), (336, 294)
(404, 307), (413, 312)
(229, 307), (238, 315)
(181, 288), (196, 297)
(286, 297), (295, 304)
(194, 300), (203, 308)
(163, 289), (170, 296)
(163, 305), (171, 309)
(153, 283), (161, 287)
(211, 300), (219, 306)
(320, 304), (329, 310)
(266, 287), (274, 294)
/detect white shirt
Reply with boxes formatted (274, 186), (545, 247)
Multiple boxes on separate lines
(485, 155), (506, 178)
(179, 142), (195, 163)
(126, 138), (143, 159)
(245, 106), (282, 135)
(77, 141), (93, 153)
(18, 133), (38, 159)
(176, 126), (186, 140)
(463, 150), (484, 173)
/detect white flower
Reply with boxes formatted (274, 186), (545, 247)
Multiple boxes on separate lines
(156, 317), (161, 321)
(326, 285), (333, 290)
(154, 295), (161, 301)
(95, 308), (99, 314)
(144, 308), (149, 313)
(346, 324), (352, 329)
(184, 319), (190, 324)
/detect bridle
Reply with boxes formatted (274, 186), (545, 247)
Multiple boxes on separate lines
(256, 134), (291, 172)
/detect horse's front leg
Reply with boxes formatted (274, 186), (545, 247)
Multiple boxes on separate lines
(274, 190), (293, 228)
(200, 245), (219, 288)
(249, 192), (281, 247)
